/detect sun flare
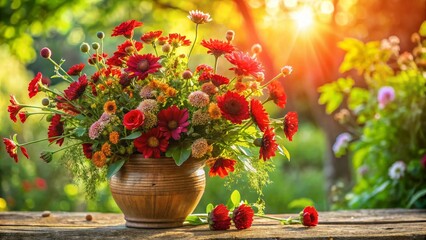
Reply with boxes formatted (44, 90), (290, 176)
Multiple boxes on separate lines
(292, 6), (315, 30)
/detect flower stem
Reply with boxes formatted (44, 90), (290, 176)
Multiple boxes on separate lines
(261, 72), (284, 88)
(213, 56), (219, 74)
(47, 57), (73, 83)
(188, 23), (199, 61)
(152, 42), (159, 57)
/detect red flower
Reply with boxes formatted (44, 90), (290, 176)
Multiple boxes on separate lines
(125, 54), (161, 80)
(28, 72), (43, 98)
(225, 51), (264, 77)
(168, 33), (191, 47)
(88, 53), (108, 65)
(211, 74), (230, 87)
(64, 74), (88, 100)
(67, 63), (85, 76)
(107, 40), (143, 67)
(56, 96), (80, 115)
(207, 157), (236, 178)
(48, 114), (65, 146)
(18, 112), (27, 123)
(300, 206), (319, 227)
(134, 128), (169, 158)
(82, 143), (93, 159)
(284, 112), (298, 141)
(141, 30), (162, 44)
(195, 64), (214, 74)
(123, 109), (145, 130)
(216, 91), (250, 124)
(232, 204), (254, 230)
(208, 204), (231, 230)
(158, 106), (189, 140)
(250, 99), (270, 132)
(3, 138), (28, 163)
(259, 127), (278, 161)
(201, 39), (234, 58)
(8, 95), (22, 122)
(35, 177), (47, 190)
(267, 80), (287, 108)
(111, 20), (143, 38)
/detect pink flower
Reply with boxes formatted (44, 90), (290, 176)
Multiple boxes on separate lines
(125, 54), (161, 80)
(188, 10), (212, 24)
(378, 86), (395, 109)
(158, 106), (189, 140)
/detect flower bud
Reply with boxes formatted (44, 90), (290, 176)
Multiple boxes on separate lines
(226, 30), (235, 42)
(41, 98), (50, 106)
(411, 33), (421, 43)
(80, 42), (90, 53)
(162, 44), (171, 53)
(92, 42), (100, 50)
(97, 31), (105, 39)
(251, 44), (262, 54)
(40, 151), (53, 163)
(40, 47), (52, 58)
(280, 66), (293, 76)
(46, 115), (53, 122)
(253, 138), (263, 147)
(182, 70), (193, 79)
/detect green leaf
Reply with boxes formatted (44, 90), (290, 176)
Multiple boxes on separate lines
(419, 21), (426, 37)
(287, 198), (314, 209)
(236, 145), (252, 156)
(166, 144), (191, 166)
(75, 114), (86, 121)
(121, 131), (142, 140)
(74, 127), (86, 137)
(206, 203), (214, 214)
(278, 145), (290, 161)
(407, 188), (426, 208)
(185, 215), (206, 225)
(107, 159), (125, 179)
(226, 190), (241, 210)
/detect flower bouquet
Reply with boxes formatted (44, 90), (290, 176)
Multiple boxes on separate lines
(4, 10), (298, 202)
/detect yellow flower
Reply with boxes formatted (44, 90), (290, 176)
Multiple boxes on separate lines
(109, 131), (120, 144)
(103, 100), (117, 114)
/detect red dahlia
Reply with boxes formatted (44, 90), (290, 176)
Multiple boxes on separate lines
(141, 30), (162, 44)
(232, 204), (254, 230)
(3, 138), (29, 163)
(225, 51), (264, 77)
(259, 127), (278, 161)
(284, 112), (298, 141)
(267, 80), (287, 108)
(211, 74), (230, 87)
(134, 128), (169, 158)
(300, 206), (319, 227)
(208, 204), (231, 230)
(28, 72), (43, 98)
(168, 33), (191, 47)
(250, 99), (270, 132)
(64, 74), (88, 100)
(207, 158), (236, 178)
(158, 106), (189, 140)
(216, 91), (250, 124)
(48, 114), (65, 146)
(8, 95), (22, 122)
(67, 63), (85, 76)
(111, 20), (143, 38)
(82, 143), (93, 159)
(125, 54), (161, 80)
(201, 39), (234, 58)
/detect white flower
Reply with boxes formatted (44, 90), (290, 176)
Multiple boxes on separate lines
(332, 132), (352, 156)
(388, 161), (406, 180)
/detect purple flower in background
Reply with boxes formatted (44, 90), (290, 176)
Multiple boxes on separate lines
(332, 132), (352, 156)
(377, 86), (395, 109)
(388, 161), (406, 180)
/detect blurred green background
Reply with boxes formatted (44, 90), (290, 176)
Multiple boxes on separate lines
(1, 0), (425, 213)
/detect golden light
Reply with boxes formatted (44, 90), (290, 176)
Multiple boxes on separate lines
(291, 6), (315, 31)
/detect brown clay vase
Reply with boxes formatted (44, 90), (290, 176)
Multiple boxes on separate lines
(109, 154), (205, 228)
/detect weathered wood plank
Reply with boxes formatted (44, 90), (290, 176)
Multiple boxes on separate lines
(0, 209), (425, 239)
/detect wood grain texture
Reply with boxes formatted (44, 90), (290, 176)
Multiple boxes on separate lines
(0, 209), (425, 239)
(109, 155), (205, 228)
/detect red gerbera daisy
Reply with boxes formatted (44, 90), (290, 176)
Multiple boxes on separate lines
(141, 30), (162, 44)
(125, 54), (161, 80)
(216, 91), (250, 124)
(67, 63), (85, 76)
(201, 39), (234, 58)
(158, 106), (189, 140)
(64, 74), (88, 100)
(225, 51), (264, 77)
(134, 128), (169, 158)
(232, 204), (254, 230)
(267, 80), (287, 108)
(210, 74), (230, 87)
(28, 72), (43, 98)
(168, 33), (191, 47)
(208, 204), (231, 230)
(207, 157), (236, 178)
(284, 111), (298, 141)
(8, 95), (22, 122)
(3, 138), (29, 163)
(107, 40), (143, 67)
(250, 99), (270, 132)
(259, 127), (278, 161)
(48, 114), (65, 146)
(111, 20), (143, 38)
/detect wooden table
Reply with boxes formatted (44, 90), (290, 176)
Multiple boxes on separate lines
(1, 209), (425, 239)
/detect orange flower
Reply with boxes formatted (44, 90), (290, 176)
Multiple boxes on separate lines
(103, 100), (117, 114)
(106, 78), (114, 86)
(101, 142), (112, 156)
(157, 95), (166, 103)
(208, 103), (221, 119)
(92, 151), (106, 168)
(97, 84), (106, 91)
(109, 131), (120, 144)
(165, 87), (177, 97)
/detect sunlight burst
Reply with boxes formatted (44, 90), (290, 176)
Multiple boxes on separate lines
(291, 6), (314, 30)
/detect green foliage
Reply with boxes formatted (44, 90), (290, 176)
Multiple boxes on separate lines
(319, 23), (426, 209)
